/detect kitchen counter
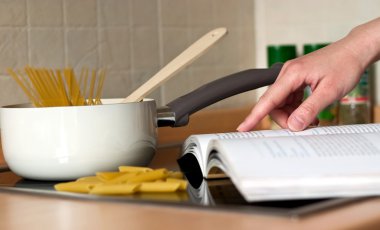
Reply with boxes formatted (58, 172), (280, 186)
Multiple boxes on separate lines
(2, 184), (380, 230)
(2, 106), (380, 229)
(2, 150), (380, 230)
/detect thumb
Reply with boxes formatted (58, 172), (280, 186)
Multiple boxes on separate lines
(287, 90), (336, 131)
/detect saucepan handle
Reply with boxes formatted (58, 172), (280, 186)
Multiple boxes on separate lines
(157, 63), (283, 127)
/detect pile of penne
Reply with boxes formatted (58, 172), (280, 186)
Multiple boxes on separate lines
(55, 166), (187, 195)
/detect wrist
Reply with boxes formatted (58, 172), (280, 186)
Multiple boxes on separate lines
(345, 18), (380, 69)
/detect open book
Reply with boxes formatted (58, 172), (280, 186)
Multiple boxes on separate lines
(178, 123), (380, 202)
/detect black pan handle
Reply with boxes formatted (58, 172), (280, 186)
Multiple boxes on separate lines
(159, 63), (283, 127)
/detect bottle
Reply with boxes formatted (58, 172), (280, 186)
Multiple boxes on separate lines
(303, 43), (338, 126)
(338, 69), (372, 125)
(303, 43), (329, 55)
(267, 45), (297, 67)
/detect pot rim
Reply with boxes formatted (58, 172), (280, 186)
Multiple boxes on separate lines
(1, 98), (156, 109)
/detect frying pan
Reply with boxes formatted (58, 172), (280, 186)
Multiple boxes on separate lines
(0, 63), (282, 180)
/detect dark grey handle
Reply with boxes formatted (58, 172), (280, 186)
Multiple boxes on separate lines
(163, 63), (283, 127)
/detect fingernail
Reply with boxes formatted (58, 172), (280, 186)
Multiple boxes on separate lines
(236, 122), (246, 131)
(288, 115), (305, 131)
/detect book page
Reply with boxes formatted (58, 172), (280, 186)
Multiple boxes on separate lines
(215, 123), (380, 139)
(211, 132), (380, 200)
(183, 134), (219, 174)
(183, 123), (380, 176)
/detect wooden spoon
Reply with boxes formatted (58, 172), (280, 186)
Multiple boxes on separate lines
(122, 27), (228, 103)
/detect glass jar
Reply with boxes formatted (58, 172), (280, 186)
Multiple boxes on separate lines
(338, 69), (371, 125)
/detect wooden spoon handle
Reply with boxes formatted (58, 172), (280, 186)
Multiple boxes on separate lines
(122, 27), (228, 103)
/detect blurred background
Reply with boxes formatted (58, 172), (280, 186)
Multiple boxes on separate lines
(0, 0), (379, 111)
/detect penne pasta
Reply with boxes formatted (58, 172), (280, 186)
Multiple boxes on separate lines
(139, 182), (180, 193)
(55, 182), (95, 193)
(54, 166), (188, 196)
(166, 178), (188, 191)
(118, 166), (153, 173)
(167, 171), (184, 179)
(96, 172), (127, 182)
(90, 183), (139, 195)
(127, 169), (168, 183)
(108, 172), (139, 184)
(76, 176), (103, 183)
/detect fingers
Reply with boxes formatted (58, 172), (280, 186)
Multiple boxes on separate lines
(270, 105), (319, 129)
(270, 97), (303, 129)
(270, 109), (290, 128)
(237, 68), (301, 131)
(236, 89), (282, 131)
(237, 64), (303, 131)
(237, 77), (335, 132)
(287, 87), (336, 131)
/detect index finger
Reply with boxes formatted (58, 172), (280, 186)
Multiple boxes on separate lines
(237, 67), (301, 131)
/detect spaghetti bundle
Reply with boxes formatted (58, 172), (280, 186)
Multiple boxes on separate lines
(7, 67), (106, 107)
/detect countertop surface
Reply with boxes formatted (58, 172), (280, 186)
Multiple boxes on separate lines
(2, 186), (380, 230)
(2, 166), (380, 230)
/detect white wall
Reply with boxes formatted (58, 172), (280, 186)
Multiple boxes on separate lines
(1, 0), (379, 109)
(0, 0), (256, 110)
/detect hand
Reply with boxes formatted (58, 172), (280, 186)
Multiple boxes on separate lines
(237, 18), (380, 132)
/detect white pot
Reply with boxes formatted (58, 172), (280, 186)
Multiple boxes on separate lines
(0, 64), (282, 180)
(1, 99), (157, 180)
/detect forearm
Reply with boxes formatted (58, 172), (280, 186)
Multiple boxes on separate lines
(343, 17), (380, 70)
